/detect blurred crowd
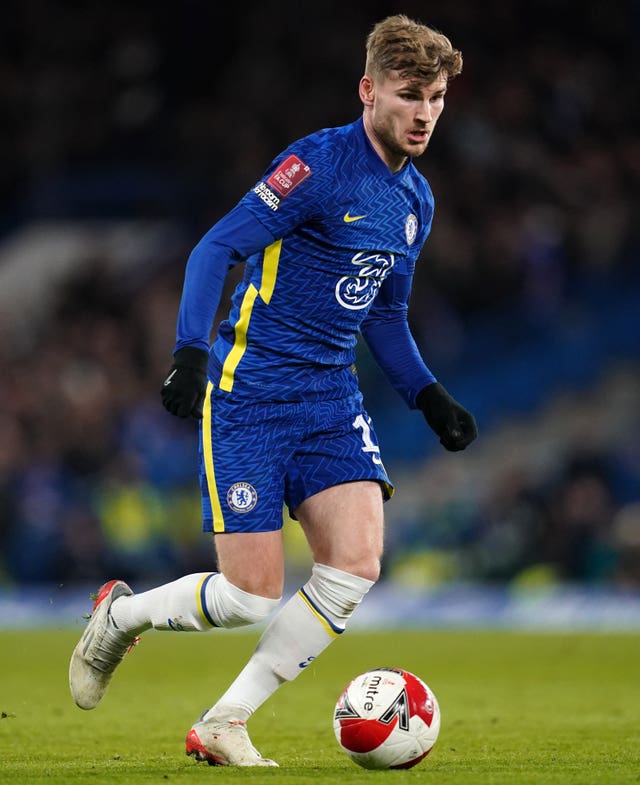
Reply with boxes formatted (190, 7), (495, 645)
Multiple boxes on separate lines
(0, 0), (639, 587)
(385, 385), (640, 591)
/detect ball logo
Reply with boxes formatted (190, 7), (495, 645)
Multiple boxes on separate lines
(333, 668), (440, 770)
(378, 689), (410, 731)
(226, 482), (258, 513)
(335, 251), (395, 310)
(405, 214), (418, 245)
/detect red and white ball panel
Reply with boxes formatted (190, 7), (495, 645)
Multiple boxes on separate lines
(333, 667), (440, 770)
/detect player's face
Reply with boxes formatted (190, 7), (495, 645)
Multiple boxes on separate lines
(360, 71), (448, 172)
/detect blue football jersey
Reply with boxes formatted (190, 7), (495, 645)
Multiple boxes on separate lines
(208, 117), (434, 402)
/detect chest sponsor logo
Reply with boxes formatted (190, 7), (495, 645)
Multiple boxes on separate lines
(267, 154), (312, 197)
(335, 251), (395, 310)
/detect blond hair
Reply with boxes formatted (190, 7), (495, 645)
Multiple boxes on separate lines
(365, 15), (462, 84)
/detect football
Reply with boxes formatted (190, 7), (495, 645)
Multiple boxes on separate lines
(333, 667), (440, 769)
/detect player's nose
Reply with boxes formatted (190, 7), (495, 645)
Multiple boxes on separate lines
(415, 99), (433, 122)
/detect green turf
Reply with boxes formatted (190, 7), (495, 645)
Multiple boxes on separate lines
(0, 628), (638, 784)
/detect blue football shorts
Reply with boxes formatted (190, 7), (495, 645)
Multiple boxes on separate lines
(198, 382), (394, 533)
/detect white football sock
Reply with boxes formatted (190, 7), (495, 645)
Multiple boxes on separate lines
(203, 563), (374, 723)
(109, 573), (280, 635)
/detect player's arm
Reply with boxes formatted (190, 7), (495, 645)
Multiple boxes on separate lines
(161, 205), (275, 418)
(163, 143), (323, 419)
(360, 271), (477, 452)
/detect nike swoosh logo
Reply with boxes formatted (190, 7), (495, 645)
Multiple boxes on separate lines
(163, 369), (177, 387)
(343, 212), (366, 223)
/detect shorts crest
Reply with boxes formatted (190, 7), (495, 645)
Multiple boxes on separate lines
(226, 481), (258, 513)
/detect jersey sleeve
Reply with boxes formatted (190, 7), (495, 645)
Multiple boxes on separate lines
(360, 259), (437, 409)
(174, 136), (332, 353)
(174, 205), (275, 352)
(239, 140), (332, 238)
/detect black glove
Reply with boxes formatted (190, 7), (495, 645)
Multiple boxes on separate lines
(161, 347), (209, 419)
(416, 382), (478, 452)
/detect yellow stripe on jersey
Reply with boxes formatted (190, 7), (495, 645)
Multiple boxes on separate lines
(259, 238), (282, 304)
(219, 239), (283, 392)
(202, 381), (226, 532)
(297, 589), (342, 638)
(219, 284), (259, 392)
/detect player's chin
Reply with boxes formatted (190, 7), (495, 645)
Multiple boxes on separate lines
(405, 139), (429, 157)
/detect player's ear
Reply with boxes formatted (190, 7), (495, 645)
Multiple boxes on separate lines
(359, 75), (375, 107)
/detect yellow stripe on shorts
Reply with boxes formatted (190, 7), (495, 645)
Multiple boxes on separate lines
(202, 381), (226, 532)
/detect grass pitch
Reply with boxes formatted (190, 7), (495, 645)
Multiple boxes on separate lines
(0, 627), (638, 784)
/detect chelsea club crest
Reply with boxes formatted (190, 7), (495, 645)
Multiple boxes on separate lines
(227, 481), (258, 513)
(405, 214), (418, 245)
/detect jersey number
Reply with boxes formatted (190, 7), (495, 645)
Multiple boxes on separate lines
(353, 414), (382, 465)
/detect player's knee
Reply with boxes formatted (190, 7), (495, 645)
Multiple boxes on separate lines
(227, 573), (283, 600)
(354, 556), (381, 583)
(338, 552), (382, 584)
(205, 573), (280, 629)
(305, 562), (376, 630)
(232, 589), (280, 627)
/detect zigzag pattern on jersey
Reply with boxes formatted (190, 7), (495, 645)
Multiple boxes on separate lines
(212, 119), (434, 402)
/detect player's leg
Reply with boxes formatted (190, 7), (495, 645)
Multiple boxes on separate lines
(201, 480), (384, 716)
(184, 529), (287, 766)
(110, 387), (288, 634)
(110, 530), (284, 634)
(296, 480), (384, 581)
(68, 531), (286, 766)
(213, 530), (285, 598)
(182, 388), (307, 765)
(197, 395), (389, 734)
(68, 533), (283, 712)
(69, 385), (293, 716)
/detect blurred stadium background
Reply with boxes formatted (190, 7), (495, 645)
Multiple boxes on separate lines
(1, 0), (638, 628)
